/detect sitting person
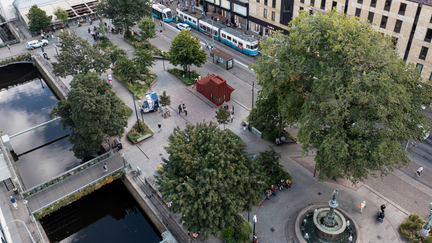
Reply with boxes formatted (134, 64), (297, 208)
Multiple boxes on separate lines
(265, 190), (271, 200)
(285, 179), (292, 188)
(282, 179), (288, 188)
(281, 136), (286, 144)
(270, 185), (276, 196)
(276, 138), (281, 145)
(277, 181), (283, 191)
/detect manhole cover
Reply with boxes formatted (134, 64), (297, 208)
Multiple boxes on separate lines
(270, 228), (275, 232)
(318, 192), (321, 195)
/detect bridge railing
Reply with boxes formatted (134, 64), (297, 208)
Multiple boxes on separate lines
(0, 53), (32, 67)
(22, 148), (119, 198)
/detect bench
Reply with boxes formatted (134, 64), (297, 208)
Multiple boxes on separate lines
(136, 133), (153, 143)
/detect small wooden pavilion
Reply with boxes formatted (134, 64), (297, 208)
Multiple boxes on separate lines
(196, 74), (234, 106)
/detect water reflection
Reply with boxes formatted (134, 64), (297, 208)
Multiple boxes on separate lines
(40, 180), (162, 243)
(0, 63), (80, 188)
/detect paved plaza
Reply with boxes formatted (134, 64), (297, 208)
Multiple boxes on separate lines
(1, 17), (432, 243)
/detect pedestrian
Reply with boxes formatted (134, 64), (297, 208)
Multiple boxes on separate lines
(53, 26), (56, 32)
(47, 35), (50, 41)
(51, 33), (54, 39)
(160, 29), (163, 35)
(88, 27), (91, 33)
(207, 72), (210, 76)
(230, 114), (234, 123)
(182, 103), (186, 110)
(178, 104), (182, 113)
(160, 20), (162, 26)
(270, 185), (276, 196)
(10, 196), (18, 209)
(359, 201), (366, 214)
(158, 123), (162, 133)
(103, 163), (108, 173)
(243, 122), (247, 131)
(380, 204), (386, 213)
(7, 44), (10, 52)
(191, 84), (194, 91)
(184, 106), (188, 116)
(416, 166), (423, 177)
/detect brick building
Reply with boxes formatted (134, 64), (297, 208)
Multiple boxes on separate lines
(244, 0), (432, 81)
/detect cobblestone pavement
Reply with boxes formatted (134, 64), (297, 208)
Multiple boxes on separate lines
(2, 19), (432, 243)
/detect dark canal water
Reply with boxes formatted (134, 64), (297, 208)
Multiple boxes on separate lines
(0, 63), (80, 188)
(40, 180), (162, 243)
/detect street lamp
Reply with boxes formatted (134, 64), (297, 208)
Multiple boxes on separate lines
(120, 153), (126, 168)
(4, 220), (36, 243)
(162, 51), (165, 71)
(206, 17), (218, 49)
(251, 81), (254, 124)
(131, 94), (142, 133)
(252, 215), (257, 243)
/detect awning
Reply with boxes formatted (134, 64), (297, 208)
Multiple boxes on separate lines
(0, 151), (12, 182)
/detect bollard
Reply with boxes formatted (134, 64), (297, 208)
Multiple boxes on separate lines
(136, 166), (142, 175)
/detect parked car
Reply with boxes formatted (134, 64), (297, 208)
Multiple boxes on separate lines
(176, 23), (191, 31)
(26, 40), (49, 50)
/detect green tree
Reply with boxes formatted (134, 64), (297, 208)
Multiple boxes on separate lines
(114, 56), (139, 83)
(133, 48), (155, 74)
(159, 91), (171, 109)
(52, 31), (111, 77)
(27, 5), (52, 33)
(215, 106), (230, 130)
(138, 16), (156, 42)
(109, 46), (126, 66)
(98, 0), (151, 36)
(157, 121), (263, 239)
(169, 29), (207, 72)
(258, 146), (282, 174)
(252, 10), (432, 184)
(49, 72), (127, 159)
(97, 20), (108, 36)
(53, 7), (68, 25)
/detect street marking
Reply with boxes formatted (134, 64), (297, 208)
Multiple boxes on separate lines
(235, 59), (254, 73)
(165, 23), (179, 33)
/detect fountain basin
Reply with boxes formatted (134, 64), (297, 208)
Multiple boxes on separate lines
(295, 204), (360, 243)
(313, 208), (346, 239)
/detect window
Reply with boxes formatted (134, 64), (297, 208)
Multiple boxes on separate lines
(416, 63), (423, 74)
(311, 0), (315, 6)
(301, 0), (304, 3)
(272, 0), (276, 8)
(284, 4), (291, 11)
(300, 6), (304, 10)
(257, 0), (259, 3)
(420, 47), (429, 60)
(370, 0), (376, 8)
(211, 94), (225, 103)
(357, 0), (362, 3)
(355, 8), (361, 17)
(384, 0), (391, 11)
(332, 1), (337, 9)
(264, 0), (267, 5)
(272, 11), (275, 20)
(320, 0), (326, 9)
(399, 3), (406, 15)
(227, 36), (231, 41)
(264, 9), (268, 18)
(380, 16), (388, 29)
(222, 33), (226, 38)
(246, 44), (250, 49)
(238, 42), (243, 47)
(430, 15), (432, 24)
(394, 20), (402, 33)
(233, 39), (237, 44)
(429, 72), (432, 81)
(425, 29), (432, 42)
(368, 11), (374, 23)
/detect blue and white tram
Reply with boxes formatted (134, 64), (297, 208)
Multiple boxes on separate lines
(220, 28), (259, 56)
(198, 20), (225, 41)
(176, 9), (202, 30)
(152, 4), (173, 22)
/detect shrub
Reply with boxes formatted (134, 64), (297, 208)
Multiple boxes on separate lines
(167, 68), (201, 85)
(127, 120), (154, 143)
(400, 214), (432, 242)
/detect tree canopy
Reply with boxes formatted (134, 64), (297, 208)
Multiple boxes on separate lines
(215, 106), (230, 129)
(49, 72), (127, 159)
(53, 7), (68, 23)
(52, 31), (111, 77)
(98, 0), (151, 35)
(138, 16), (156, 41)
(27, 5), (52, 33)
(169, 29), (207, 72)
(159, 91), (171, 108)
(157, 121), (262, 239)
(251, 10), (432, 184)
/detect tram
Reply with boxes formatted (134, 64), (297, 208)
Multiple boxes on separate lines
(176, 8), (203, 30)
(152, 4), (173, 22)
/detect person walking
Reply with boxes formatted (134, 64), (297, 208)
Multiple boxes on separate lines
(158, 123), (162, 133)
(10, 196), (18, 209)
(243, 122), (247, 131)
(191, 83), (194, 91)
(380, 204), (386, 213)
(103, 163), (108, 173)
(359, 201), (366, 214)
(7, 44), (10, 52)
(416, 166), (423, 177)
(178, 104), (182, 113)
(184, 106), (188, 116)
(230, 114), (234, 123)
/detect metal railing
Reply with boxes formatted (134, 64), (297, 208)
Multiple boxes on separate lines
(0, 53), (32, 67)
(133, 176), (201, 243)
(22, 148), (118, 198)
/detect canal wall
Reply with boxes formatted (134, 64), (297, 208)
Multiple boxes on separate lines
(33, 54), (70, 100)
(122, 173), (168, 234)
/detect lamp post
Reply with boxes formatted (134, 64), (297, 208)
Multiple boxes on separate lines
(4, 220), (36, 243)
(251, 81), (254, 124)
(120, 153), (126, 168)
(162, 51), (165, 71)
(252, 215), (257, 243)
(132, 94), (142, 132)
(187, 45), (191, 80)
(207, 17), (218, 49)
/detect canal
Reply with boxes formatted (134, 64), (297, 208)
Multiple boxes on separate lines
(40, 180), (162, 243)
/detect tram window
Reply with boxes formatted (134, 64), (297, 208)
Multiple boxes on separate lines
(233, 39), (237, 44)
(193, 20), (196, 24)
(238, 42), (243, 46)
(214, 31), (218, 35)
(246, 45), (250, 49)
(227, 36), (231, 41)
(222, 33), (226, 38)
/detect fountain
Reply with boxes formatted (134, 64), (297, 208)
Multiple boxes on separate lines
(294, 189), (360, 243)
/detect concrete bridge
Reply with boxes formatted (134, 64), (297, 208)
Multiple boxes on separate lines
(22, 148), (128, 214)
(0, 53), (33, 68)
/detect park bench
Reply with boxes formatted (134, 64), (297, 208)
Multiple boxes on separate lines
(136, 133), (153, 143)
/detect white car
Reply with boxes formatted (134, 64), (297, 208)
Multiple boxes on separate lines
(176, 23), (191, 31)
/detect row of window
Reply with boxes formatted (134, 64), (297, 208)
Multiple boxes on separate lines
(257, 0), (277, 8)
(263, 9), (277, 21)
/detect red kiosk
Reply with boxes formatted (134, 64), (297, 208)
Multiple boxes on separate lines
(196, 74), (234, 106)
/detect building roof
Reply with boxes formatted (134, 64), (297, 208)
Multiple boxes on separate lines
(211, 48), (234, 60)
(0, 151), (12, 182)
(221, 27), (257, 42)
(409, 0), (432, 6)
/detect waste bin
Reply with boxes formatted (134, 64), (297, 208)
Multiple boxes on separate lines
(113, 138), (122, 150)
(13, 188), (18, 195)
